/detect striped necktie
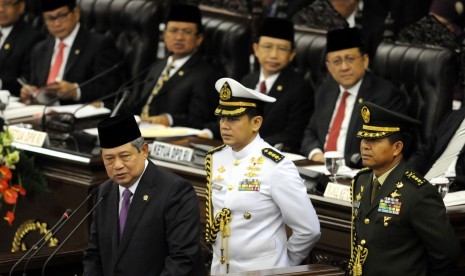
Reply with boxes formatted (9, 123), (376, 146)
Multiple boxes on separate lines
(141, 62), (173, 117)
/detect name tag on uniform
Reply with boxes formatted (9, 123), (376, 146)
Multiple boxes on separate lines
(212, 183), (223, 190)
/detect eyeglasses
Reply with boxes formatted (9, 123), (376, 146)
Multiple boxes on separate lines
(326, 55), (363, 66)
(0, 0), (19, 8)
(44, 11), (71, 24)
(258, 44), (292, 55)
(165, 27), (197, 36)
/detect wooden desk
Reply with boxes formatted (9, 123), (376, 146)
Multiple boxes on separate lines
(221, 264), (344, 275)
(1, 137), (464, 275)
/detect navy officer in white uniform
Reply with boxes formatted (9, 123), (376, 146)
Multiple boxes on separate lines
(205, 78), (321, 274)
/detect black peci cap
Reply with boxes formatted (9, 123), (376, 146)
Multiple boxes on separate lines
(326, 27), (364, 53)
(98, 115), (141, 149)
(41, 0), (76, 12)
(258, 17), (294, 43)
(166, 4), (202, 27)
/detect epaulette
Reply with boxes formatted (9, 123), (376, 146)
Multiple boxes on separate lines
(404, 170), (428, 188)
(262, 148), (284, 163)
(207, 144), (226, 155)
(353, 167), (372, 179)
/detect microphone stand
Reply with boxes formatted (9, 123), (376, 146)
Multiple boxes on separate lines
(41, 195), (106, 276)
(41, 63), (121, 132)
(8, 209), (72, 276)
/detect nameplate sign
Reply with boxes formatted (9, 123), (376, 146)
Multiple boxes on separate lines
(323, 182), (351, 202)
(150, 141), (194, 163)
(7, 126), (49, 147)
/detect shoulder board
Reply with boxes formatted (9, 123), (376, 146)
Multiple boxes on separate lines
(404, 170), (428, 188)
(353, 167), (372, 180)
(356, 167), (371, 176)
(208, 144), (226, 155)
(262, 148), (284, 163)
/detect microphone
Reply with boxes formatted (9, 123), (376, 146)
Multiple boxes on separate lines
(46, 64), (157, 134)
(21, 189), (99, 275)
(8, 209), (72, 276)
(41, 190), (109, 276)
(41, 62), (122, 132)
(49, 75), (156, 135)
(9, 188), (97, 276)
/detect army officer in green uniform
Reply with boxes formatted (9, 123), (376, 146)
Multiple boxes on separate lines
(348, 102), (460, 276)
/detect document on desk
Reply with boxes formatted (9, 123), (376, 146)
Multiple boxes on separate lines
(301, 164), (359, 178)
(443, 191), (465, 207)
(45, 104), (110, 118)
(4, 105), (44, 121)
(139, 122), (203, 138)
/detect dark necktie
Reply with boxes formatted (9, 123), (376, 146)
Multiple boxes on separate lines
(371, 178), (380, 204)
(325, 91), (350, 152)
(119, 188), (132, 238)
(259, 80), (267, 94)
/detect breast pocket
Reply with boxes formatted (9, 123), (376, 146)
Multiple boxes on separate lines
(373, 214), (412, 248)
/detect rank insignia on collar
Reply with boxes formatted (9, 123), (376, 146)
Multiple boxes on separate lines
(143, 195), (148, 201)
(396, 181), (403, 188)
(356, 193), (362, 202)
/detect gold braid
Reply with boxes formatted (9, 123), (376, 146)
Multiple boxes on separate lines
(205, 150), (233, 272)
(348, 178), (368, 275)
(205, 151), (232, 245)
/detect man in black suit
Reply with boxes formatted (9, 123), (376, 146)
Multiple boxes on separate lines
(83, 115), (204, 275)
(0, 0), (43, 96)
(300, 27), (407, 167)
(129, 4), (217, 129)
(241, 17), (313, 153)
(348, 102), (459, 276)
(408, 108), (465, 189)
(20, 0), (121, 105)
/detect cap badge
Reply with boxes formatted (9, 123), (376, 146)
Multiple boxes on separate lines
(361, 106), (370, 123)
(220, 82), (232, 101)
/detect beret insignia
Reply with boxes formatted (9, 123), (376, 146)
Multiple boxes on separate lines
(361, 106), (370, 123)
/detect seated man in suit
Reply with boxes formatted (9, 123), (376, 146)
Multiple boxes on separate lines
(408, 107), (465, 190)
(129, 4), (218, 130)
(300, 27), (407, 167)
(241, 17), (314, 153)
(19, 0), (122, 105)
(0, 0), (43, 96)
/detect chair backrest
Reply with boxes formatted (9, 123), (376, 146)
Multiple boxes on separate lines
(294, 27), (329, 90)
(78, 0), (160, 83)
(372, 41), (458, 142)
(200, 5), (252, 80)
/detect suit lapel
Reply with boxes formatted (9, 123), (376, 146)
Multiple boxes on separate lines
(38, 38), (55, 85)
(0, 24), (18, 66)
(113, 163), (157, 264)
(156, 52), (201, 97)
(107, 184), (120, 254)
(64, 28), (85, 76)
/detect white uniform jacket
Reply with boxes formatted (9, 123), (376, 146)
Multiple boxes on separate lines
(209, 135), (321, 274)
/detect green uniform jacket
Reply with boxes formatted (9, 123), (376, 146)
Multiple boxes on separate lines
(349, 160), (460, 276)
